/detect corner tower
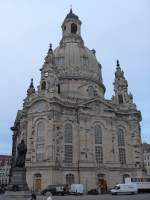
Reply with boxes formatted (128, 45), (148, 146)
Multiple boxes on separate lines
(112, 60), (136, 108)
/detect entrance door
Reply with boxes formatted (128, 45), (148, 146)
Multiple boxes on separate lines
(97, 174), (107, 193)
(34, 174), (41, 193)
(123, 174), (130, 183)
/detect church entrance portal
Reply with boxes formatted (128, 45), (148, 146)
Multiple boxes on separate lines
(34, 174), (41, 192)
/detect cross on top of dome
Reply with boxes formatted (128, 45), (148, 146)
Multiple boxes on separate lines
(65, 8), (79, 20)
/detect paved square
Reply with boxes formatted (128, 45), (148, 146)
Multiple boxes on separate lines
(1, 193), (150, 200)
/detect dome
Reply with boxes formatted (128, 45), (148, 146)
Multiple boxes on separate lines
(52, 9), (106, 96)
(41, 10), (105, 97)
(54, 43), (103, 85)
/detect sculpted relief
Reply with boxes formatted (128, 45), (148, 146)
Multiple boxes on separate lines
(47, 73), (58, 92)
(31, 101), (48, 113)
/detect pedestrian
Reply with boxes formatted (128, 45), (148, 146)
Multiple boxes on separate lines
(30, 193), (36, 200)
(46, 191), (53, 200)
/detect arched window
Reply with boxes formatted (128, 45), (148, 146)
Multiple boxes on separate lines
(95, 125), (103, 163)
(95, 125), (102, 144)
(88, 86), (95, 97)
(118, 94), (123, 104)
(64, 124), (73, 163)
(117, 129), (125, 146)
(41, 81), (46, 90)
(71, 23), (77, 34)
(66, 174), (74, 185)
(36, 122), (45, 161)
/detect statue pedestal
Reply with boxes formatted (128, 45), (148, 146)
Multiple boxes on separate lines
(4, 167), (31, 200)
(8, 167), (29, 191)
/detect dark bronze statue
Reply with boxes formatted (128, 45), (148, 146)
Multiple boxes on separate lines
(15, 139), (27, 167)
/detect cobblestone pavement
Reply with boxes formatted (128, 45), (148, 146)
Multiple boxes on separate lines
(1, 193), (150, 200)
(38, 193), (150, 200)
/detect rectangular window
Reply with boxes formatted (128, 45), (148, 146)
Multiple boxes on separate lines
(95, 146), (103, 163)
(95, 126), (102, 144)
(37, 136), (44, 143)
(117, 130), (125, 146)
(55, 57), (64, 66)
(55, 57), (59, 65)
(119, 148), (126, 164)
(64, 145), (73, 163)
(59, 57), (64, 65)
(81, 57), (88, 66)
(36, 153), (44, 161)
(36, 144), (44, 161)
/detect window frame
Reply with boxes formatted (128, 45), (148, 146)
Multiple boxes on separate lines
(64, 123), (73, 163)
(36, 121), (45, 162)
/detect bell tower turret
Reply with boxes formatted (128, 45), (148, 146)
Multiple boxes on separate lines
(39, 44), (59, 94)
(62, 8), (81, 36)
(60, 9), (84, 46)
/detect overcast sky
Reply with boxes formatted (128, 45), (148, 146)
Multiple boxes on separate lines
(0, 0), (149, 155)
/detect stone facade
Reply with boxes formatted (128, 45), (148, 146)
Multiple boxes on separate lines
(143, 151), (150, 176)
(11, 9), (143, 192)
(0, 155), (11, 186)
(142, 143), (150, 176)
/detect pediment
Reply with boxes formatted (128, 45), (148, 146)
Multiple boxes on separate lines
(28, 100), (49, 113)
(79, 97), (115, 113)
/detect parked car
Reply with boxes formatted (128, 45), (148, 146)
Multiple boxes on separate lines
(110, 183), (138, 195)
(12, 184), (19, 191)
(41, 184), (68, 195)
(0, 186), (5, 194)
(69, 184), (84, 195)
(87, 188), (99, 195)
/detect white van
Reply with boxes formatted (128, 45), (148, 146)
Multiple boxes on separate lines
(111, 184), (138, 195)
(69, 184), (84, 195)
(125, 177), (150, 192)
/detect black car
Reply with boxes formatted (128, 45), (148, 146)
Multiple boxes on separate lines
(41, 184), (69, 195)
(0, 186), (5, 194)
(87, 189), (99, 195)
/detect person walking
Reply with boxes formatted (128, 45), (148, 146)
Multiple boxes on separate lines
(30, 193), (36, 200)
(46, 192), (53, 200)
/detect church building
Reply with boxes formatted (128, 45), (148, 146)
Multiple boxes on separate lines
(11, 9), (143, 192)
